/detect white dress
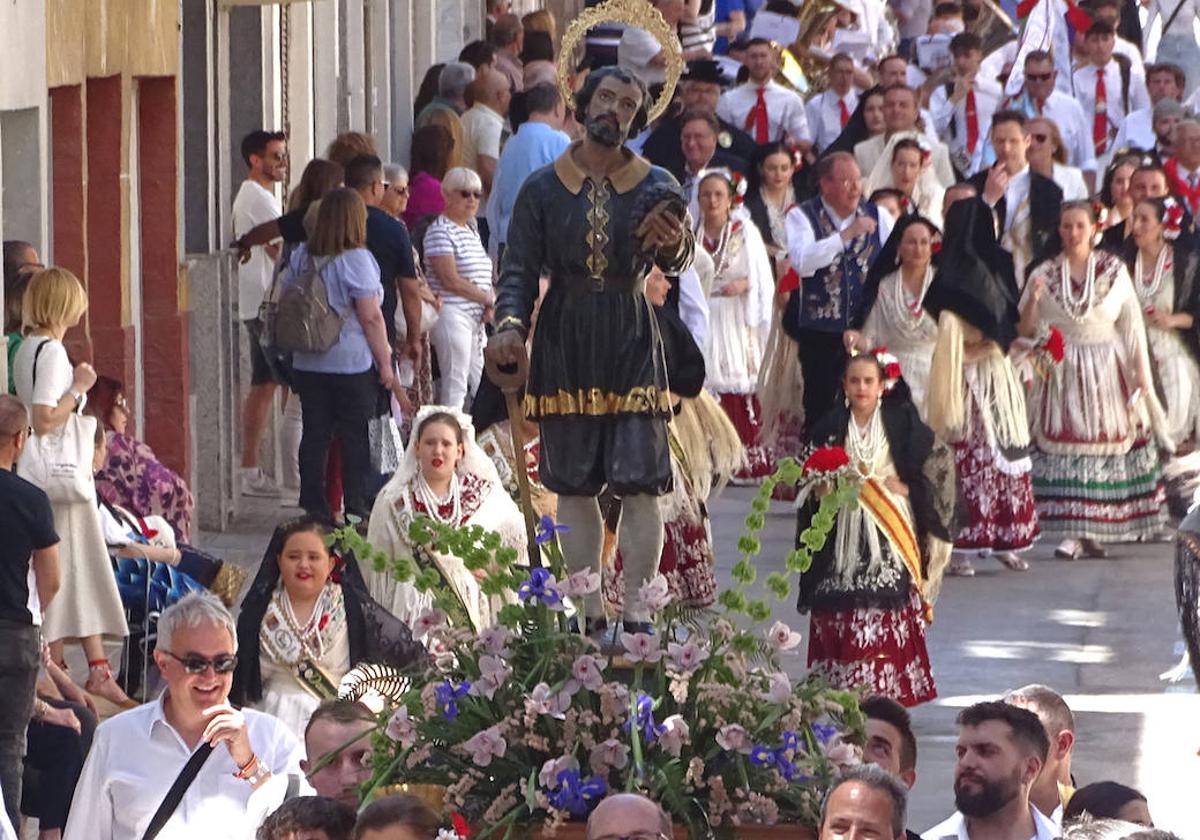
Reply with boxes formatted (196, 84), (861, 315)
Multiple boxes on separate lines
(861, 271), (939, 415)
(1131, 246), (1200, 448)
(12, 337), (127, 643)
(702, 219), (774, 394)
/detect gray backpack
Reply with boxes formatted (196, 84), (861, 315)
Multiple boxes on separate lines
(264, 254), (342, 354)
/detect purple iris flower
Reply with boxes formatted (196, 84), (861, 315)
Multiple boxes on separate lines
(434, 679), (471, 720)
(748, 744), (775, 767)
(812, 723), (838, 746)
(535, 514), (570, 545)
(547, 769), (608, 816)
(517, 568), (563, 606)
(624, 691), (665, 742)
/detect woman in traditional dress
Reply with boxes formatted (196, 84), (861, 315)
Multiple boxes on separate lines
(745, 142), (806, 465)
(797, 352), (950, 707)
(231, 518), (425, 736)
(1098, 153), (1143, 249)
(865, 137), (945, 230)
(925, 198), (1040, 576)
(364, 406), (528, 631)
(844, 214), (940, 414)
(1020, 202), (1171, 559)
(1124, 196), (1200, 450)
(695, 168), (776, 482)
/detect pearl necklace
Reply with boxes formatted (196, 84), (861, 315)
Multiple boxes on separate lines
(847, 405), (886, 477)
(702, 219), (735, 281)
(415, 471), (462, 525)
(892, 265), (933, 334)
(1060, 253), (1097, 322)
(1133, 245), (1170, 305)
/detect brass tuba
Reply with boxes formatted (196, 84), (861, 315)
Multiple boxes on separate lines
(790, 0), (842, 93)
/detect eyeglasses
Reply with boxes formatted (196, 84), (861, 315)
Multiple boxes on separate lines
(114, 396), (130, 411)
(1025, 72), (1053, 82)
(458, 190), (483, 199)
(1031, 132), (1049, 142)
(383, 183), (411, 196)
(161, 650), (239, 675)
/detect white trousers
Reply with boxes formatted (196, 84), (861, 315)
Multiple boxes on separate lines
(431, 305), (485, 411)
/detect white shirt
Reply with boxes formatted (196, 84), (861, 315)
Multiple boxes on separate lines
(1113, 36), (1145, 75)
(1037, 91), (1098, 173)
(677, 263), (710, 352)
(1112, 105), (1157, 152)
(63, 694), (305, 840)
(806, 89), (860, 152)
(989, 164), (1031, 236)
(231, 180), (282, 320)
(784, 199), (895, 278)
(718, 81), (812, 145)
(459, 104), (506, 191)
(0, 780), (16, 840)
(618, 26), (666, 87)
(1072, 60), (1151, 156)
(929, 77), (1002, 160)
(1146, 0), (1200, 37)
(1051, 162), (1089, 200)
(923, 806), (1059, 840)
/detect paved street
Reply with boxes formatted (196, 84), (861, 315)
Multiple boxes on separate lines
(196, 487), (1200, 837)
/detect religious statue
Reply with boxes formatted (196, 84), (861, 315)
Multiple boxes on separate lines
(485, 9), (693, 637)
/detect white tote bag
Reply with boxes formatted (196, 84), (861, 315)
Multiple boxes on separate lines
(17, 339), (97, 503)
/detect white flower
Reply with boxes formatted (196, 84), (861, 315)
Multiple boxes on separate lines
(666, 639), (708, 674)
(588, 738), (630, 774)
(475, 626), (512, 657)
(385, 706), (418, 748)
(462, 726), (507, 767)
(560, 568), (601, 598)
(715, 723), (753, 754)
(526, 682), (573, 718)
(471, 654), (512, 700)
(637, 575), (673, 612)
(766, 621), (803, 651)
(822, 733), (862, 768)
(620, 632), (663, 664)
(658, 715), (690, 757)
(437, 830), (462, 840)
(763, 671), (793, 705)
(414, 608), (448, 636)
(539, 754), (577, 788)
(570, 654), (605, 692)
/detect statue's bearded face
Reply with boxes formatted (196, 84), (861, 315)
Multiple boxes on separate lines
(585, 76), (643, 147)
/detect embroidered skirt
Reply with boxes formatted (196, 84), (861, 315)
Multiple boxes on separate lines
(605, 513), (717, 612)
(1031, 439), (1167, 540)
(953, 400), (1040, 552)
(807, 588), (937, 707)
(717, 392), (777, 483)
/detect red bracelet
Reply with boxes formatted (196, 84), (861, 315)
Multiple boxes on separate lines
(234, 754), (258, 779)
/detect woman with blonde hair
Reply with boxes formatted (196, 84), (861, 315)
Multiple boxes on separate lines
(1027, 117), (1089, 202)
(11, 267), (132, 706)
(282, 187), (394, 522)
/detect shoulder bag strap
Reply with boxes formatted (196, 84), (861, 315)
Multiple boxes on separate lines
(283, 773), (302, 802)
(141, 742), (215, 840)
(1162, 0), (1188, 35)
(30, 337), (51, 394)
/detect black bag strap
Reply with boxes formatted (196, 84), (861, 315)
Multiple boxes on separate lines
(283, 773), (302, 802)
(30, 337), (51, 393)
(1162, 0), (1188, 36)
(141, 742), (215, 840)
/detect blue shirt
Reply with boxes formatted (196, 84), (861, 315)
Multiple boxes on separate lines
(714, 0), (746, 54)
(285, 245), (383, 374)
(486, 120), (571, 248)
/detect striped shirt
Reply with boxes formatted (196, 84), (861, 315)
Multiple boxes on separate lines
(423, 215), (493, 316)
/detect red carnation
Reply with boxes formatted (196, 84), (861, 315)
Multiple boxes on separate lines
(803, 445), (850, 474)
(931, 240), (942, 254)
(1043, 326), (1065, 363)
(779, 267), (801, 294)
(451, 813), (472, 838)
(1166, 205), (1184, 228)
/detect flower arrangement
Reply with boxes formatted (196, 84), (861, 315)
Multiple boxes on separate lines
(335, 462), (866, 839)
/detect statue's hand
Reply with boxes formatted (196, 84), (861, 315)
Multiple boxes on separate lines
(636, 201), (687, 252)
(485, 329), (529, 387)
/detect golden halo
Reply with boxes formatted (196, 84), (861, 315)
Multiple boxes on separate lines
(556, 0), (684, 125)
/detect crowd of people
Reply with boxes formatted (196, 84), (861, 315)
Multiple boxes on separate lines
(2, 0), (1199, 836)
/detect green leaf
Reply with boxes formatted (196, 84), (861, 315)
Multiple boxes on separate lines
(746, 599), (772, 622)
(718, 589), (747, 613)
(392, 557), (415, 582)
(731, 559), (757, 585)
(765, 572), (791, 600)
(495, 546), (519, 566)
(736, 535), (761, 556)
(801, 528), (828, 552)
(415, 568), (441, 592)
(750, 496), (770, 513)
(785, 548), (813, 574)
(744, 512), (765, 531)
(497, 604), (525, 628)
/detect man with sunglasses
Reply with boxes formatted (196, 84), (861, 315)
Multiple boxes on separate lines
(65, 591), (305, 839)
(1009, 51), (1097, 192)
(0, 394), (60, 832)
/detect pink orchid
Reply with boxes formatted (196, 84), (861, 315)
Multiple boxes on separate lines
(588, 738), (630, 774)
(414, 608), (448, 636)
(620, 632), (664, 663)
(658, 715), (690, 757)
(570, 654), (606, 692)
(462, 726), (507, 767)
(384, 706), (418, 748)
(637, 575), (673, 612)
(715, 723), (753, 754)
(538, 754), (577, 787)
(471, 654), (512, 700)
(475, 626), (512, 657)
(766, 621), (803, 652)
(526, 682), (573, 718)
(667, 639), (709, 674)
(821, 733), (862, 768)
(560, 569), (601, 599)
(763, 671), (793, 705)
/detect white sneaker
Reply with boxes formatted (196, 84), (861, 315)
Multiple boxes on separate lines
(240, 468), (280, 498)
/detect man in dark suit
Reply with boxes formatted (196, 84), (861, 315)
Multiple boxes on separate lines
(641, 59), (757, 182)
(968, 109), (1063, 291)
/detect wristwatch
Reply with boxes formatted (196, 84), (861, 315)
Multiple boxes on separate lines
(69, 390), (84, 408)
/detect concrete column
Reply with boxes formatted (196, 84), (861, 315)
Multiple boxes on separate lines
(285, 2), (316, 168)
(365, 0), (393, 159)
(313, 0), (340, 151)
(389, 0), (417, 166)
(344, 0), (367, 133)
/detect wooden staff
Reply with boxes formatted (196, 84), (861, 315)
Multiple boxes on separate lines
(483, 353), (542, 567)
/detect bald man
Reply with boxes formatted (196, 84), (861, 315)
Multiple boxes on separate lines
(587, 794), (672, 840)
(461, 66), (512, 200)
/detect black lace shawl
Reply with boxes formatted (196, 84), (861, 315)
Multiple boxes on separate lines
(230, 523), (427, 707)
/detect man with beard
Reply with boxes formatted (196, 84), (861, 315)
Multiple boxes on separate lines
(923, 701), (1057, 840)
(488, 67), (693, 638)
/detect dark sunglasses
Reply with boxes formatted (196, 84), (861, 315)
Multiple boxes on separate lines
(1025, 72), (1053, 82)
(458, 190), (482, 199)
(383, 183), (410, 196)
(1031, 132), (1049, 142)
(162, 650), (238, 674)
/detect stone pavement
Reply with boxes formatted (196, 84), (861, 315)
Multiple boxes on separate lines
(191, 488), (1200, 838)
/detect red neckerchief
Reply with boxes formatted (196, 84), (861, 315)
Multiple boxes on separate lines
(1165, 158), (1200, 210)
